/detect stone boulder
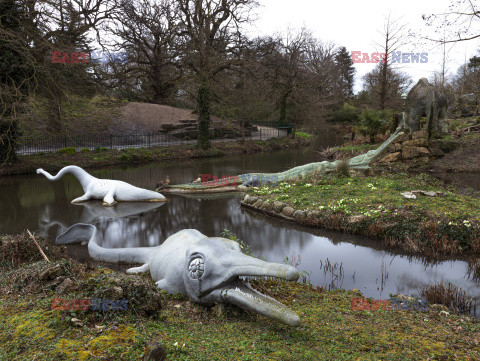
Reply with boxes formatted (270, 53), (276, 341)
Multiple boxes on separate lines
(254, 199), (263, 208)
(379, 152), (401, 163)
(293, 210), (306, 221)
(402, 138), (428, 148)
(273, 201), (285, 213)
(402, 146), (430, 159)
(282, 206), (295, 217)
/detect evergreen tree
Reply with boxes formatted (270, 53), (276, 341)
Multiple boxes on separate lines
(334, 46), (355, 99)
(0, 0), (30, 101)
(0, 0), (31, 163)
(468, 55), (480, 70)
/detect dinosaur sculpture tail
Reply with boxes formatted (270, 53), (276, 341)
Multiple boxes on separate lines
(37, 165), (95, 190)
(56, 223), (152, 264)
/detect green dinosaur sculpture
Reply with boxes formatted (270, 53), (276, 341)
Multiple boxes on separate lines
(163, 126), (405, 194)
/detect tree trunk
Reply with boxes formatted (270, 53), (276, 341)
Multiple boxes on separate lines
(241, 63), (246, 143)
(47, 97), (62, 134)
(0, 119), (19, 163)
(279, 93), (288, 124)
(196, 85), (211, 149)
(379, 62), (387, 111)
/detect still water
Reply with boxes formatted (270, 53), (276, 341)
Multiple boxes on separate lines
(1, 139), (479, 306)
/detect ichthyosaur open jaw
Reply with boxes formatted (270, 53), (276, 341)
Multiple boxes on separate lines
(56, 224), (301, 326)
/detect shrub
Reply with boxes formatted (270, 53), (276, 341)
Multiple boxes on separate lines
(295, 131), (312, 139)
(355, 109), (391, 143)
(94, 146), (108, 153)
(80, 148), (90, 153)
(325, 103), (361, 123)
(57, 147), (76, 155)
(336, 159), (350, 177)
(121, 147), (136, 153)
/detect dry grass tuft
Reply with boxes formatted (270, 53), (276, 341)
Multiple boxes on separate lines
(421, 281), (476, 314)
(336, 159), (350, 177)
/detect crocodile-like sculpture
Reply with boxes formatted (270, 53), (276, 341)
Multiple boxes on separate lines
(37, 166), (166, 206)
(56, 224), (301, 326)
(163, 126), (406, 193)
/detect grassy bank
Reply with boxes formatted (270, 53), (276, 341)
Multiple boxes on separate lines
(0, 136), (310, 177)
(244, 172), (480, 257)
(1, 234), (479, 360)
(429, 132), (480, 173)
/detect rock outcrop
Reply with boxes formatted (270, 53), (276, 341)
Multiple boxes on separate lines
(378, 130), (447, 163)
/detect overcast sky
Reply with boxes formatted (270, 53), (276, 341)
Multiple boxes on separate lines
(245, 0), (479, 93)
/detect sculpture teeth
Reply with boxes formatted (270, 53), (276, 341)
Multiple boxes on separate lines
(238, 275), (286, 282)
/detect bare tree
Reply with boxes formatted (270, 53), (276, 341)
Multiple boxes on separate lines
(107, 0), (182, 104)
(7, 0), (119, 133)
(362, 65), (412, 110)
(213, 32), (345, 132)
(259, 28), (313, 125)
(209, 36), (277, 139)
(431, 33), (456, 92)
(0, 0), (34, 162)
(177, 0), (258, 149)
(423, 1), (480, 43)
(453, 55), (480, 100)
(296, 39), (342, 128)
(374, 15), (408, 110)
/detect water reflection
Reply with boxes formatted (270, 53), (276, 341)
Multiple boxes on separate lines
(0, 144), (479, 308)
(41, 201), (166, 238)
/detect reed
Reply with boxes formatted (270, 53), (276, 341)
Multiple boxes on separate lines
(421, 281), (476, 315)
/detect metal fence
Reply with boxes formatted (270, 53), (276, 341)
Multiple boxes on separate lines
(17, 127), (288, 155)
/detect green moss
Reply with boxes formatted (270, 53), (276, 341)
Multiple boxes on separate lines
(54, 339), (90, 360)
(295, 131), (311, 139)
(57, 147), (77, 155)
(1, 275), (480, 360)
(87, 325), (139, 358)
(247, 172), (480, 255)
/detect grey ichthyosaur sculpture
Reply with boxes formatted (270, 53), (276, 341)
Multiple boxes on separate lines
(37, 166), (166, 206)
(57, 224), (301, 326)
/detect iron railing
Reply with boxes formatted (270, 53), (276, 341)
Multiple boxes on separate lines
(17, 127), (288, 155)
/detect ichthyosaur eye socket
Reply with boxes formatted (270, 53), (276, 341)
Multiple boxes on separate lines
(188, 257), (204, 279)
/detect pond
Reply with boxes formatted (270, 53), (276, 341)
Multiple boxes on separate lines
(1, 136), (479, 311)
